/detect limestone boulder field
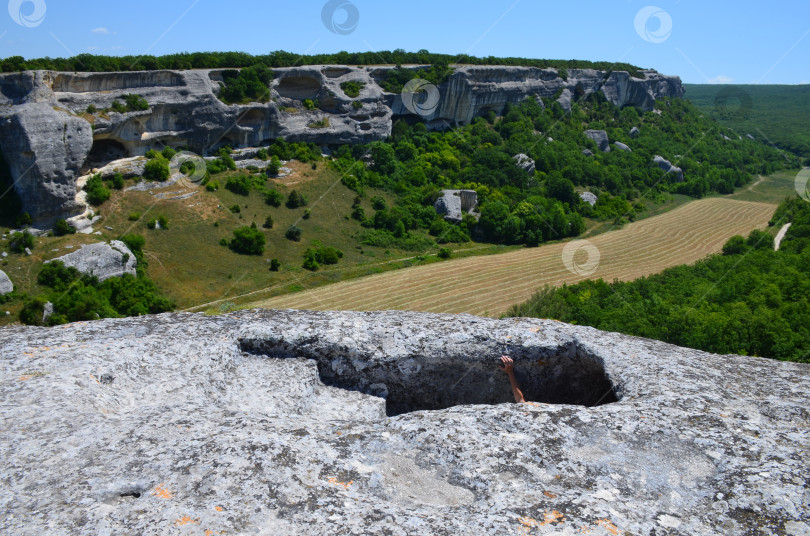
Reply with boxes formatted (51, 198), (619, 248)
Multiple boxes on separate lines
(0, 309), (807, 535)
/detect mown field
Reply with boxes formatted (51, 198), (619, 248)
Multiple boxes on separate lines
(248, 198), (778, 317)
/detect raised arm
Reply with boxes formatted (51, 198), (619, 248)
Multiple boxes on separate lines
(498, 356), (526, 403)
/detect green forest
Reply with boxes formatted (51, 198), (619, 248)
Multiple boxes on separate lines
(507, 197), (810, 363)
(685, 84), (810, 159)
(0, 49), (642, 77)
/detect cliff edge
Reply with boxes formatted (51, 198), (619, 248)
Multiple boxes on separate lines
(0, 65), (683, 225)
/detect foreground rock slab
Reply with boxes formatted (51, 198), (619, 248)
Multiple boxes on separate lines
(0, 309), (807, 535)
(0, 269), (12, 295)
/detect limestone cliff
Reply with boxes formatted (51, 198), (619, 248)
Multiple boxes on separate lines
(0, 309), (806, 534)
(0, 65), (683, 224)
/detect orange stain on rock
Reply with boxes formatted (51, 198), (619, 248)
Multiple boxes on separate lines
(327, 477), (354, 490)
(151, 483), (173, 499)
(543, 491), (557, 498)
(175, 515), (198, 526)
(214, 506), (224, 512)
(595, 519), (620, 535)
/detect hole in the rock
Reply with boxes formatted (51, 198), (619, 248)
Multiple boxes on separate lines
(83, 139), (129, 172)
(239, 339), (618, 417)
(275, 76), (322, 100)
(119, 491), (141, 499)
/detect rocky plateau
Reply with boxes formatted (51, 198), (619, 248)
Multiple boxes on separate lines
(0, 309), (807, 535)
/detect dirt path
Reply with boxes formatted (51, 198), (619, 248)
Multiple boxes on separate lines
(747, 175), (766, 192)
(244, 198), (777, 318)
(774, 223), (792, 251)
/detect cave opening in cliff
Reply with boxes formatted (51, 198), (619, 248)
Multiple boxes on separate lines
(83, 139), (129, 172)
(239, 339), (618, 417)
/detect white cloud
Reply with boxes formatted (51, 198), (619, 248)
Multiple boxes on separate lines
(87, 46), (100, 51)
(799, 80), (810, 85)
(91, 27), (110, 35)
(708, 75), (734, 84)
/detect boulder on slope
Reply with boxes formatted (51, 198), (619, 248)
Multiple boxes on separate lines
(584, 129), (610, 152)
(48, 240), (136, 281)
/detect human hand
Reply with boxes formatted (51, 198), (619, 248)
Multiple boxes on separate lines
(498, 355), (514, 374)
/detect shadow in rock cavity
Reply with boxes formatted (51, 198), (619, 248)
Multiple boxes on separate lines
(239, 338), (618, 417)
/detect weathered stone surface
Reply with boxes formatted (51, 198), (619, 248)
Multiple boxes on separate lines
(0, 269), (12, 295)
(0, 66), (683, 223)
(48, 240), (136, 281)
(614, 141), (632, 152)
(580, 191), (598, 206)
(654, 155), (685, 182)
(434, 189), (478, 223)
(0, 309), (807, 535)
(582, 148), (594, 157)
(585, 129), (610, 152)
(513, 153), (535, 175)
(0, 102), (93, 226)
(629, 126), (640, 138)
(556, 87), (573, 112)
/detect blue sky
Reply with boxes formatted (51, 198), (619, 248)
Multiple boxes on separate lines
(1, 0), (808, 84)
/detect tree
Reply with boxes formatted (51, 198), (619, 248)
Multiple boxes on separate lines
(269, 258), (281, 271)
(229, 224), (265, 255)
(285, 225), (302, 241)
(723, 235), (748, 255)
(263, 215), (274, 229)
(265, 189), (283, 207)
(84, 174), (110, 206)
(53, 219), (76, 236)
(746, 229), (775, 250)
(267, 155), (281, 176)
(286, 190), (307, 209)
(143, 156), (170, 182)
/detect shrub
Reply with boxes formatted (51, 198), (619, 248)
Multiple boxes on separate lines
(263, 215), (274, 229)
(9, 230), (34, 253)
(128, 212), (141, 221)
(286, 190), (307, 209)
(307, 117), (329, 129)
(86, 104), (97, 114)
(111, 172), (124, 190)
(371, 196), (387, 210)
(340, 81), (365, 98)
(147, 219), (157, 230)
(118, 233), (145, 255)
(122, 93), (149, 111)
(438, 247), (452, 259)
(207, 155), (236, 175)
(161, 146), (176, 160)
(352, 100), (363, 110)
(303, 99), (317, 110)
(53, 219), (75, 236)
(269, 258), (281, 271)
(257, 148), (269, 161)
(229, 204), (241, 214)
(206, 181), (219, 192)
(110, 100), (127, 113)
(285, 225), (302, 241)
(264, 188), (283, 207)
(225, 175), (252, 196)
(15, 212), (32, 228)
(303, 208), (311, 220)
(84, 174), (110, 206)
(143, 156), (170, 182)
(157, 215), (169, 230)
(145, 149), (159, 159)
(302, 251), (319, 271)
(229, 224), (265, 255)
(267, 155), (281, 176)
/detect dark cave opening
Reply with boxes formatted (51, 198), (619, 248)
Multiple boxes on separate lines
(82, 138), (129, 172)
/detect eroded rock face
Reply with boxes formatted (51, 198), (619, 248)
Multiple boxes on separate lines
(0, 66), (683, 223)
(585, 129), (610, 152)
(434, 189), (478, 223)
(513, 153), (535, 175)
(0, 269), (12, 295)
(654, 154), (685, 182)
(614, 141), (632, 152)
(48, 240), (136, 281)
(0, 309), (807, 535)
(580, 191), (598, 206)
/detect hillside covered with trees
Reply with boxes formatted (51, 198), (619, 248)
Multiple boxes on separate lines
(507, 197), (810, 363)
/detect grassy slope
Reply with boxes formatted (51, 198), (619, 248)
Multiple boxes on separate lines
(684, 84), (810, 158)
